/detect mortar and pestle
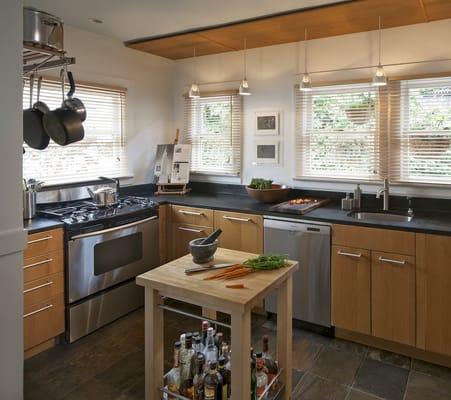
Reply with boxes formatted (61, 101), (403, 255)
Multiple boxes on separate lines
(189, 228), (222, 264)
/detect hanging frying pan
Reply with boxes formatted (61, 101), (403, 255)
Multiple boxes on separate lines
(23, 75), (50, 150)
(62, 70), (86, 122)
(43, 69), (84, 146)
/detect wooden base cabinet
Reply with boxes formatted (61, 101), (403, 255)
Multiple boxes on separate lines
(371, 251), (415, 346)
(331, 245), (371, 335)
(171, 223), (213, 260)
(416, 234), (451, 357)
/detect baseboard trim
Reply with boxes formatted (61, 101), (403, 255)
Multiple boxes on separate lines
(336, 328), (451, 368)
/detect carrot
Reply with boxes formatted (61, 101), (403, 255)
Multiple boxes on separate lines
(226, 283), (245, 289)
(203, 264), (244, 280)
(223, 270), (252, 280)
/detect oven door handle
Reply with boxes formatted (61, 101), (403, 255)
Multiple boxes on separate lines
(70, 215), (158, 240)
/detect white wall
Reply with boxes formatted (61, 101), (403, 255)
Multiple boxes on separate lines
(173, 19), (451, 198)
(57, 25), (176, 185)
(0, 1), (27, 399)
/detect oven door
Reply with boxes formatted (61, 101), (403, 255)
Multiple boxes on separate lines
(67, 215), (159, 303)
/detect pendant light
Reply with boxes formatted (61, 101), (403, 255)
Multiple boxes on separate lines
(239, 39), (251, 95)
(372, 16), (388, 87)
(299, 28), (312, 91)
(189, 48), (200, 98)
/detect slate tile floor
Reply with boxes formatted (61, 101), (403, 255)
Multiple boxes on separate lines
(25, 305), (451, 400)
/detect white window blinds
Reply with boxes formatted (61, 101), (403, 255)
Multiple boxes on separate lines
(389, 77), (451, 184)
(295, 83), (384, 181)
(23, 78), (128, 185)
(183, 93), (242, 176)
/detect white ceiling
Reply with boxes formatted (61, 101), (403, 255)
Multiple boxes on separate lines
(23, 0), (348, 42)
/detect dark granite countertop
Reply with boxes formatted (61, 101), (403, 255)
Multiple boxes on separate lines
(24, 217), (64, 234)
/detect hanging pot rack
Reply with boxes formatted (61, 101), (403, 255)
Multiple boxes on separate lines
(23, 43), (75, 76)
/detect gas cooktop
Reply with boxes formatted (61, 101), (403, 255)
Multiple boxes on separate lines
(37, 196), (159, 230)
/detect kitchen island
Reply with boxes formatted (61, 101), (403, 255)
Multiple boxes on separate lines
(136, 247), (298, 400)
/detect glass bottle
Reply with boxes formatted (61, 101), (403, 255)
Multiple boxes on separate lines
(193, 353), (206, 400)
(166, 341), (181, 397)
(221, 343), (229, 364)
(204, 361), (223, 400)
(180, 333), (195, 398)
(194, 336), (204, 354)
(262, 335), (278, 383)
(215, 332), (224, 355)
(251, 350), (257, 400)
(255, 352), (268, 399)
(201, 320), (210, 346)
(203, 327), (218, 365)
(218, 356), (230, 400)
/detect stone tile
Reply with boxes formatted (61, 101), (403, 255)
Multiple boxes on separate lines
(347, 389), (383, 400)
(367, 348), (411, 369)
(293, 372), (349, 400)
(411, 358), (451, 380)
(329, 338), (368, 355)
(310, 346), (362, 385)
(405, 371), (451, 400)
(354, 358), (409, 400)
(292, 338), (324, 372)
(62, 378), (122, 400)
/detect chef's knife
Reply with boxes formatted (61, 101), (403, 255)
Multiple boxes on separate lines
(185, 263), (235, 275)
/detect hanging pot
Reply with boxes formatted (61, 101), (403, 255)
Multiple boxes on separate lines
(62, 70), (86, 122)
(23, 75), (50, 150)
(43, 69), (84, 146)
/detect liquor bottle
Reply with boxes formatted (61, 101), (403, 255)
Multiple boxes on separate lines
(250, 350), (257, 400)
(221, 343), (229, 363)
(193, 353), (206, 400)
(255, 352), (268, 399)
(180, 333), (195, 398)
(194, 336), (204, 354)
(204, 361), (223, 400)
(218, 356), (230, 400)
(215, 332), (224, 355)
(166, 341), (181, 397)
(262, 335), (278, 383)
(201, 321), (210, 345)
(203, 327), (218, 365)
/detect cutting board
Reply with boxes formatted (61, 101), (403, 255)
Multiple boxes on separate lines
(270, 197), (331, 215)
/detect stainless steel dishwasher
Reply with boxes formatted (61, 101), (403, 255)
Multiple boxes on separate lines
(264, 216), (331, 328)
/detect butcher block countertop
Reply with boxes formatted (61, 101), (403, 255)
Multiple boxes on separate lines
(136, 247), (298, 313)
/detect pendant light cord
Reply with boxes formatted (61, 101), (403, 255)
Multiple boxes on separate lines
(378, 16), (382, 65)
(304, 28), (308, 73)
(243, 38), (247, 80)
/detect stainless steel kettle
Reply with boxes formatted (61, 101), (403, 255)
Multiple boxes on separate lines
(87, 186), (118, 207)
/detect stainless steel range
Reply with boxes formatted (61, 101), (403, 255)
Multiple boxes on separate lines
(38, 195), (159, 342)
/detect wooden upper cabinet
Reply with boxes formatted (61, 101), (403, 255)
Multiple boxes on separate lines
(416, 234), (451, 356)
(371, 251), (416, 346)
(331, 245), (371, 335)
(213, 211), (263, 254)
(332, 224), (415, 255)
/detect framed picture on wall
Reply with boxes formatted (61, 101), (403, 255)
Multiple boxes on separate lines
(255, 111), (279, 135)
(254, 140), (280, 164)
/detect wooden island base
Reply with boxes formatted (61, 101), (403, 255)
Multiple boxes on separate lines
(136, 248), (298, 400)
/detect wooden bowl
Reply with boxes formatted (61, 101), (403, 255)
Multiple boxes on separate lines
(245, 184), (291, 203)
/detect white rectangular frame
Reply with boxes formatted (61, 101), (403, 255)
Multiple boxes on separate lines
(255, 111), (280, 135)
(254, 140), (280, 164)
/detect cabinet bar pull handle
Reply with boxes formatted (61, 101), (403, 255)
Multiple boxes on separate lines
(178, 210), (203, 216)
(177, 227), (204, 233)
(23, 258), (53, 269)
(24, 281), (53, 294)
(337, 250), (362, 258)
(378, 256), (406, 265)
(27, 235), (53, 245)
(24, 304), (53, 318)
(223, 216), (252, 222)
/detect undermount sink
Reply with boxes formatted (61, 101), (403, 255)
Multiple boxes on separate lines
(348, 210), (414, 223)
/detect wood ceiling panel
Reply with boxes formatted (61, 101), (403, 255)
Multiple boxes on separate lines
(125, 0), (451, 59)
(422, 0), (451, 21)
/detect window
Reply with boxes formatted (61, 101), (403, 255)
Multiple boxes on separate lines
(295, 83), (384, 181)
(23, 78), (128, 185)
(390, 77), (451, 184)
(183, 93), (242, 176)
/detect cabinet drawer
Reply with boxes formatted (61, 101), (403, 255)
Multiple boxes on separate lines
(172, 223), (213, 260)
(24, 272), (64, 309)
(172, 205), (213, 227)
(24, 228), (63, 259)
(332, 224), (415, 255)
(213, 211), (263, 254)
(23, 251), (63, 283)
(24, 294), (65, 351)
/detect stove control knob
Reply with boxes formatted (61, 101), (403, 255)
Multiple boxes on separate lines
(71, 216), (78, 223)
(81, 215), (89, 221)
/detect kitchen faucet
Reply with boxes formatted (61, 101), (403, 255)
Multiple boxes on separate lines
(376, 178), (390, 211)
